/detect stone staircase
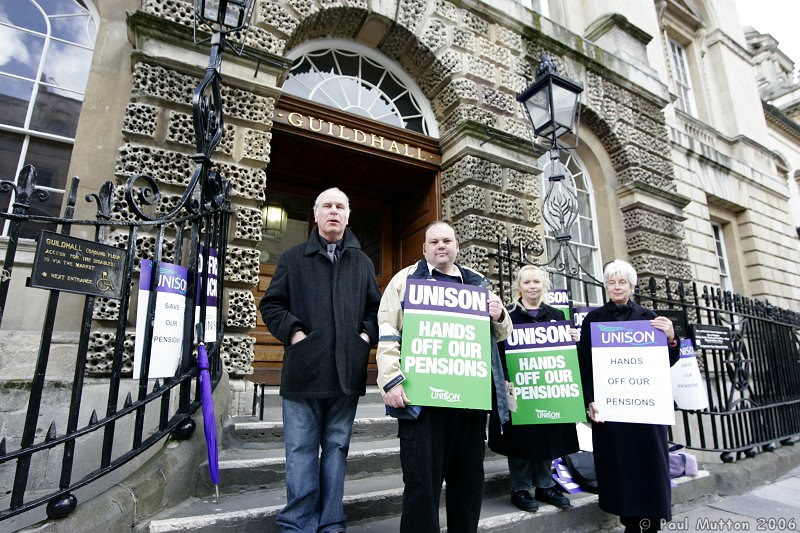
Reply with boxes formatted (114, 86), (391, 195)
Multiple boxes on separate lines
(135, 387), (712, 533)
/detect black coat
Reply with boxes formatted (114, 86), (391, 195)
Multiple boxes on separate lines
(488, 302), (580, 460)
(259, 227), (381, 398)
(577, 300), (681, 521)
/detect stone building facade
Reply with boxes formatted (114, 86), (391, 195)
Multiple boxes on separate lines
(2, 0), (799, 381)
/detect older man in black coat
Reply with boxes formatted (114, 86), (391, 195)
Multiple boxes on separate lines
(260, 187), (381, 533)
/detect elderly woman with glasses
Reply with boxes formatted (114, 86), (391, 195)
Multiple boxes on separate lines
(577, 260), (680, 533)
(488, 265), (579, 512)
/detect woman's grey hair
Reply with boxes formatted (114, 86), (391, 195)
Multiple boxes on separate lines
(513, 265), (551, 305)
(603, 259), (637, 287)
(313, 187), (350, 216)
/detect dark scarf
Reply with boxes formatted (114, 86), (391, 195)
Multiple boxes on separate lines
(607, 300), (634, 321)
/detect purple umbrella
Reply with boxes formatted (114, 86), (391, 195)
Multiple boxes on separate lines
(198, 341), (220, 500)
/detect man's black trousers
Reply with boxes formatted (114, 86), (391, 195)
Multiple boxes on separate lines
(398, 406), (487, 533)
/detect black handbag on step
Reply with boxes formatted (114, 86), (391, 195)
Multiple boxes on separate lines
(563, 451), (599, 492)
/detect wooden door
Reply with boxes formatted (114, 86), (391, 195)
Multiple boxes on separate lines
(249, 96), (441, 384)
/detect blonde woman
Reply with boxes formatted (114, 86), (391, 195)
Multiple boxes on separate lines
(488, 265), (579, 512)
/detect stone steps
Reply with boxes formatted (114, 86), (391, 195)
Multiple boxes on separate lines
(137, 386), (715, 533)
(196, 437), (402, 495)
(142, 455), (516, 532)
(224, 399), (393, 448)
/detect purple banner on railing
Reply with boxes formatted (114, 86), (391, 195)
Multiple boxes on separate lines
(139, 260), (189, 297)
(196, 247), (218, 306)
(572, 306), (598, 330)
(195, 246), (218, 343)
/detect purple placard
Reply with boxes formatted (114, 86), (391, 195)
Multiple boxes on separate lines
(505, 320), (575, 351)
(140, 260), (189, 297)
(197, 247), (218, 306)
(547, 289), (569, 307)
(679, 338), (695, 358)
(404, 278), (489, 318)
(590, 320), (666, 348)
(572, 306), (598, 328)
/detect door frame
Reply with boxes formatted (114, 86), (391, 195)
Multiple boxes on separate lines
(250, 95), (442, 384)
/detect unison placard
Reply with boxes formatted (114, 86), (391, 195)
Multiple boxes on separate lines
(547, 290), (571, 320)
(400, 278), (492, 410)
(591, 320), (675, 425)
(504, 320), (586, 424)
(133, 260), (189, 379)
(671, 339), (709, 410)
(194, 247), (218, 343)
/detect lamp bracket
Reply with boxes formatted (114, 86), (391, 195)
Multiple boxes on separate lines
(536, 53), (559, 78)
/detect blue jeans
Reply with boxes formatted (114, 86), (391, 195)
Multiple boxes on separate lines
(508, 456), (555, 492)
(276, 396), (359, 533)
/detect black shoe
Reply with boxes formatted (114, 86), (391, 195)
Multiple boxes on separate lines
(535, 486), (572, 508)
(510, 490), (538, 512)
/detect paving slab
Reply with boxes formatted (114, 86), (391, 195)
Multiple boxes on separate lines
(749, 483), (800, 508)
(710, 494), (800, 523)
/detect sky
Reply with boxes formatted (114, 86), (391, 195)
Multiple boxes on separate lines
(735, 0), (800, 68)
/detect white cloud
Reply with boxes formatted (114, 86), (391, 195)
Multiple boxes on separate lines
(0, 24), (33, 68)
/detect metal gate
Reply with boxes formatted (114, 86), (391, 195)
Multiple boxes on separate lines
(0, 18), (235, 521)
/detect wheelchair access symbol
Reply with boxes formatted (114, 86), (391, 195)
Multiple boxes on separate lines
(96, 271), (115, 292)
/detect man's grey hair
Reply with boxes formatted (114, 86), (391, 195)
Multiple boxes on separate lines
(603, 259), (637, 287)
(313, 187), (350, 216)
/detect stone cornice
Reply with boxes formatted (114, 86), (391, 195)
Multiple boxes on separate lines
(127, 11), (291, 82)
(616, 180), (691, 214)
(704, 28), (754, 65)
(763, 100), (800, 143)
(439, 120), (539, 173)
(585, 13), (653, 46)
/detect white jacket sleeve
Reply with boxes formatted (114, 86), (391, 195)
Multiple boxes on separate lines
(375, 266), (412, 394)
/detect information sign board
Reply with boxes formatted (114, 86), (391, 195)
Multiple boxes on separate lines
(29, 231), (126, 299)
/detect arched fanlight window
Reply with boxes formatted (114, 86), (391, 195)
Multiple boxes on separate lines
(538, 150), (603, 305)
(0, 0), (98, 237)
(283, 39), (438, 137)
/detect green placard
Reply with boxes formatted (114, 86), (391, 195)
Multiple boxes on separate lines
(504, 321), (586, 424)
(400, 278), (492, 410)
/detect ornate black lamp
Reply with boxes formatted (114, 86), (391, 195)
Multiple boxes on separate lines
(193, 0), (256, 47)
(517, 53), (583, 152)
(514, 54), (596, 292)
(196, 0), (253, 29)
(187, 0), (255, 216)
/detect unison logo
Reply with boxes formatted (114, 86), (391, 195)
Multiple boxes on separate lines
(597, 324), (656, 346)
(429, 386), (461, 403)
(535, 409), (562, 420)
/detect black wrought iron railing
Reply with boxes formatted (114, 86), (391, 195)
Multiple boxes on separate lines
(0, 162), (231, 523)
(637, 279), (800, 462)
(492, 235), (800, 462)
(0, 8), (241, 523)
